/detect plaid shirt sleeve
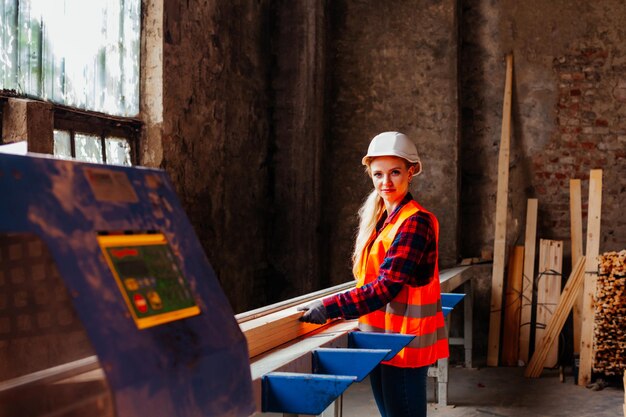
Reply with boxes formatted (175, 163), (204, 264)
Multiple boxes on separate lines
(323, 211), (437, 320)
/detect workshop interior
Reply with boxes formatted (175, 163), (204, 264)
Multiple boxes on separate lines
(0, 1), (624, 417)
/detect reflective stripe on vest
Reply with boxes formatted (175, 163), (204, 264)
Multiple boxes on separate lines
(356, 200), (449, 368)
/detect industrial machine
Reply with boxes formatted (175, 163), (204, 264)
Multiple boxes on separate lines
(0, 152), (468, 416)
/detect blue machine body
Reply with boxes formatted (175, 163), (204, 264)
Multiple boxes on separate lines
(0, 153), (254, 417)
(441, 292), (465, 317)
(348, 332), (416, 361)
(313, 348), (390, 382)
(263, 372), (357, 415)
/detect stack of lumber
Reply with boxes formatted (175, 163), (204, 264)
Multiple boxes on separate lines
(525, 257), (586, 377)
(593, 249), (626, 375)
(535, 239), (563, 368)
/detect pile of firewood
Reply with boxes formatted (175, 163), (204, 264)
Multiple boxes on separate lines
(593, 249), (626, 375)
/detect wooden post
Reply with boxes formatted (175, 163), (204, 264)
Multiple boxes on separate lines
(578, 169), (603, 386)
(536, 239), (563, 368)
(519, 198), (538, 364)
(487, 52), (513, 367)
(502, 246), (524, 366)
(570, 179), (584, 354)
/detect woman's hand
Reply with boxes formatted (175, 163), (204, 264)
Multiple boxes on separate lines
(297, 300), (328, 324)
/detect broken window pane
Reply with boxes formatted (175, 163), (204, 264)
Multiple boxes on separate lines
(105, 137), (132, 166)
(75, 133), (103, 164)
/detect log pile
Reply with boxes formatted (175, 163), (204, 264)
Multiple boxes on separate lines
(593, 249), (626, 375)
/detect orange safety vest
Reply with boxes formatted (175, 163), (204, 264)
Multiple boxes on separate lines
(356, 200), (449, 368)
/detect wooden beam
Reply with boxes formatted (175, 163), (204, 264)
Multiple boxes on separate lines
(487, 52), (514, 367)
(569, 179), (584, 354)
(525, 257), (585, 378)
(578, 169), (603, 386)
(502, 246), (524, 366)
(535, 239), (563, 368)
(240, 306), (330, 359)
(519, 198), (538, 364)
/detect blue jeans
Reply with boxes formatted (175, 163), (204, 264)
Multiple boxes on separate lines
(369, 363), (429, 417)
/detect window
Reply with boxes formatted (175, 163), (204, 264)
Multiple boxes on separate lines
(0, 0), (140, 117)
(52, 106), (140, 165)
(53, 131), (132, 166)
(0, 0), (141, 165)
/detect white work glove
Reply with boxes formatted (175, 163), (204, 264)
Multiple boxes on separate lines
(297, 300), (328, 324)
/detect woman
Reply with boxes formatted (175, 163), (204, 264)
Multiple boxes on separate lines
(299, 131), (449, 417)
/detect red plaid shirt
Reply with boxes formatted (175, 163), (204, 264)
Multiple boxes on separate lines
(323, 194), (437, 320)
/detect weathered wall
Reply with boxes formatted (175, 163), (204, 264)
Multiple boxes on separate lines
(268, 1), (328, 300)
(461, 0), (625, 265)
(159, 1), (273, 313)
(325, 0), (460, 285)
(460, 0), (626, 364)
(150, 0), (624, 317)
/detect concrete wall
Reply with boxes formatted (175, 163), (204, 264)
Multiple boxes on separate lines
(325, 0), (460, 286)
(157, 1), (273, 313)
(269, 1), (328, 300)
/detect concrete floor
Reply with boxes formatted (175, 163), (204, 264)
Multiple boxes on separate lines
(342, 366), (624, 417)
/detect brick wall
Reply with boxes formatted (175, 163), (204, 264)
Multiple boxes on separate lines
(533, 47), (625, 251)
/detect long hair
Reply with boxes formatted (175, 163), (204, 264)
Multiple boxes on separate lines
(352, 188), (385, 278)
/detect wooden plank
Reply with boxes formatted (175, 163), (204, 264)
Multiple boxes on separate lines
(525, 257), (585, 377)
(439, 266), (471, 293)
(487, 52), (514, 367)
(519, 198), (538, 364)
(502, 246), (524, 366)
(240, 307), (325, 358)
(578, 169), (603, 386)
(535, 239), (563, 368)
(570, 179), (584, 354)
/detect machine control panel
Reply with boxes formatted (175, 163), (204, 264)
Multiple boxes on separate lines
(98, 233), (200, 329)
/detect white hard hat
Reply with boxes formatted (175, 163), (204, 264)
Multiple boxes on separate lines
(362, 131), (422, 176)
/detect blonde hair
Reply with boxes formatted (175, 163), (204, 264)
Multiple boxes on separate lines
(352, 189), (385, 278)
(351, 157), (419, 278)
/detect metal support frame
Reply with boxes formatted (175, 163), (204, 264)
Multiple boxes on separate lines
(429, 280), (474, 406)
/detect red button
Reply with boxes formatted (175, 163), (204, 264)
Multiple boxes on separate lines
(133, 294), (148, 313)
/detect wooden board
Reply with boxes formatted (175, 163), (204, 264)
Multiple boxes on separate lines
(536, 239), (563, 368)
(570, 179), (584, 354)
(525, 257), (585, 377)
(240, 307), (324, 358)
(487, 52), (514, 367)
(578, 169), (603, 386)
(519, 198), (538, 364)
(502, 246), (524, 366)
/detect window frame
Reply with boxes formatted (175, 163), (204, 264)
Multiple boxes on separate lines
(0, 92), (142, 165)
(53, 103), (142, 166)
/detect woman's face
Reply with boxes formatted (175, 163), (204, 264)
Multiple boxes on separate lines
(369, 156), (414, 211)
